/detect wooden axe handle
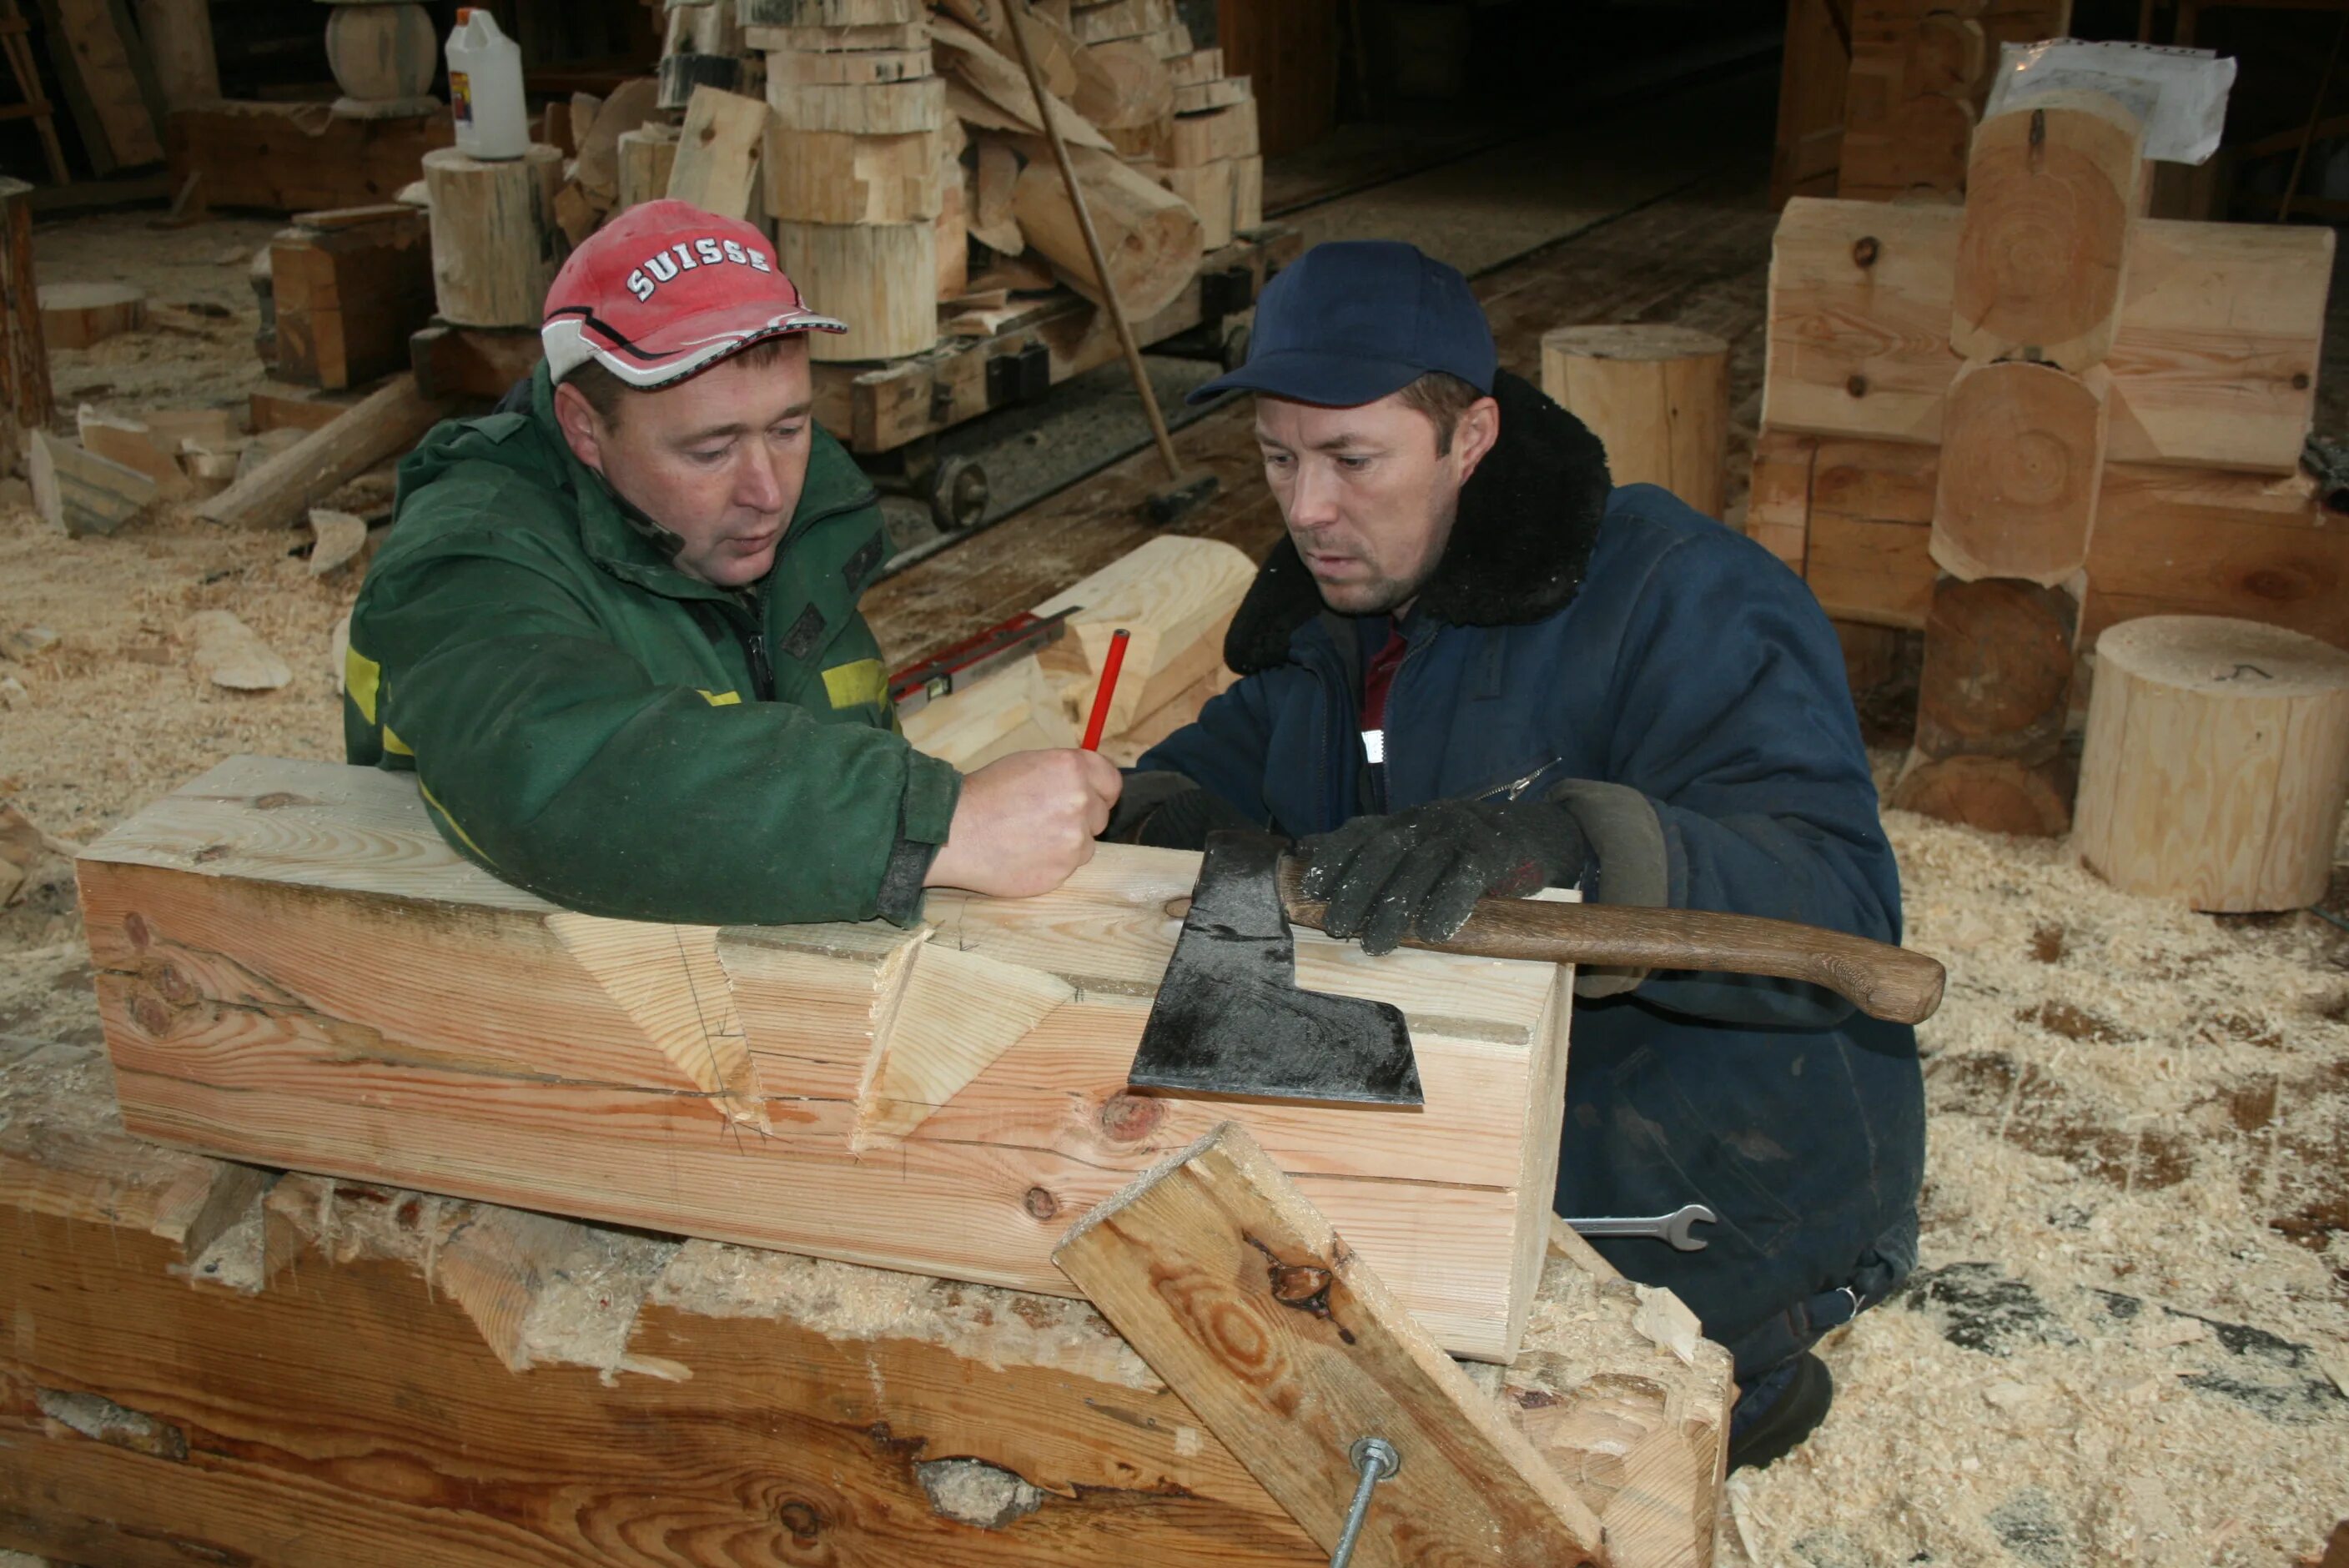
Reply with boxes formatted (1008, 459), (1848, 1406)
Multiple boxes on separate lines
(1275, 862), (1945, 1025)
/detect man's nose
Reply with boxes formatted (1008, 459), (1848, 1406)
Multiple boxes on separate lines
(1286, 460), (1342, 529)
(736, 445), (788, 514)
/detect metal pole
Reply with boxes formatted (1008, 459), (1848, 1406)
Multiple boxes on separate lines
(1002, 0), (1188, 484)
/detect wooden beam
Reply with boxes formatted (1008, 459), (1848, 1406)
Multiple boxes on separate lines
(166, 101), (455, 215)
(1031, 535), (1255, 740)
(192, 374), (454, 530)
(408, 322), (544, 402)
(269, 208), (435, 389)
(133, 0), (219, 110)
(1764, 197), (2329, 473)
(0, 1042), (1729, 1568)
(1054, 1123), (1608, 1565)
(78, 755), (1574, 1363)
(0, 177), (49, 480)
(42, 0), (163, 168)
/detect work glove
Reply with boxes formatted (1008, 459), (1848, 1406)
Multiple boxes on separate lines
(1102, 771), (1259, 849)
(1300, 797), (1592, 957)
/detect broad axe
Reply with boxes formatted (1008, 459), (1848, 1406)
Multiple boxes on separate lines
(1130, 830), (1946, 1106)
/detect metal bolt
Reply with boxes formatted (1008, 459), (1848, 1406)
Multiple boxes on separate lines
(1330, 1436), (1401, 1567)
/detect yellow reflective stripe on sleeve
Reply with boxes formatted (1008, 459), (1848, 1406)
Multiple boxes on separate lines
(380, 724), (414, 757)
(697, 689), (742, 706)
(345, 643), (383, 723)
(822, 658), (888, 711)
(415, 778), (491, 862)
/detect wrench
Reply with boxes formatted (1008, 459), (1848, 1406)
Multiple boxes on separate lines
(1566, 1203), (1716, 1252)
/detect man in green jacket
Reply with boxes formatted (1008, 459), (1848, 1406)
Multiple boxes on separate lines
(345, 200), (1119, 925)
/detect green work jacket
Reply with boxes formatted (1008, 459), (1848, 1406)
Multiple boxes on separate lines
(343, 364), (960, 926)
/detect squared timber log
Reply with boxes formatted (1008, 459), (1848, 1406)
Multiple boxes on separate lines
(78, 755), (1577, 1362)
(0, 1045), (1732, 1566)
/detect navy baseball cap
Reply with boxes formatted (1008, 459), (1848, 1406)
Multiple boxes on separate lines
(1187, 239), (1496, 406)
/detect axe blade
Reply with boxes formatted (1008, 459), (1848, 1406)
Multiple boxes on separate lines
(1128, 830), (1423, 1107)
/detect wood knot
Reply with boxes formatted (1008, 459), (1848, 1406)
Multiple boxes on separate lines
(123, 912), (150, 949)
(191, 844), (228, 864)
(151, 962), (199, 1005)
(2294, 371), (2312, 389)
(1098, 1093), (1162, 1142)
(1851, 235), (1879, 267)
(130, 993), (171, 1038)
(1245, 1234), (1353, 1344)
(249, 792), (308, 810)
(1845, 374), (1869, 398)
(1022, 1186), (1059, 1220)
(776, 1500), (823, 1544)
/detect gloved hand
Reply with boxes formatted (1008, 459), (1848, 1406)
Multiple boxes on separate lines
(1300, 797), (1592, 956)
(1102, 771), (1259, 849)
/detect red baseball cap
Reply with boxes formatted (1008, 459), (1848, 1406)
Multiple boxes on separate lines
(540, 199), (844, 389)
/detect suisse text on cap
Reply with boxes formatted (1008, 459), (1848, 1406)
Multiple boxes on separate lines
(626, 237), (774, 302)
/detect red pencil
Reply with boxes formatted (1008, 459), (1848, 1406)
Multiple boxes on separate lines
(1080, 629), (1132, 751)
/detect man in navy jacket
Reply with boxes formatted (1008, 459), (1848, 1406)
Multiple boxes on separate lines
(1114, 241), (1924, 1470)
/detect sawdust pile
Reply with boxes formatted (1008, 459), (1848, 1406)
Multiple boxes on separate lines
(1721, 802), (2349, 1568)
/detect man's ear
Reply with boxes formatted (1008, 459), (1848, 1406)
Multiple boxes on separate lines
(1452, 396), (1501, 482)
(551, 380), (608, 474)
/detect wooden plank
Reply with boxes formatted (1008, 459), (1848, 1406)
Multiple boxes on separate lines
(45, 0), (161, 167)
(1054, 1124), (1607, 1566)
(666, 84), (771, 218)
(79, 756), (1574, 1363)
(166, 102), (455, 215)
(193, 374), (455, 530)
(134, 0), (219, 109)
(0, 1048), (1726, 1568)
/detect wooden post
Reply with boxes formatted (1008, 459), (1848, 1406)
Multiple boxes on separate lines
(1054, 1123), (1609, 1566)
(421, 145), (567, 328)
(1911, 575), (2077, 763)
(0, 178), (48, 480)
(1540, 324), (1731, 519)
(2074, 616), (2349, 910)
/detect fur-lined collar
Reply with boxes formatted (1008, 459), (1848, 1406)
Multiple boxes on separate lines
(1224, 369), (1612, 675)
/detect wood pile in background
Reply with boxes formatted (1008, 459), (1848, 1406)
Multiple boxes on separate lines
(1771, 0), (2073, 207)
(1753, 90), (2342, 836)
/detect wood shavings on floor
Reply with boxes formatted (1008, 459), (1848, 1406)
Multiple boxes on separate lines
(1720, 802), (2349, 1568)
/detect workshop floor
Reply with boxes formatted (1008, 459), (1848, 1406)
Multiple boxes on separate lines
(3, 65), (2346, 1566)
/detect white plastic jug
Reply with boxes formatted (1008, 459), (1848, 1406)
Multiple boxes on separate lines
(445, 8), (529, 160)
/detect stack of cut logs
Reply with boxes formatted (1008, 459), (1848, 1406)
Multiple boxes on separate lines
(1773, 0), (2072, 206)
(755, 2), (951, 359)
(322, 0), (1267, 380)
(1752, 88), (2342, 837)
(1838, 0), (2072, 202)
